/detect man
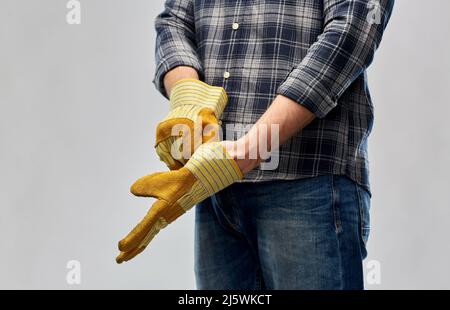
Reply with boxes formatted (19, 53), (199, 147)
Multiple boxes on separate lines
(116, 0), (394, 290)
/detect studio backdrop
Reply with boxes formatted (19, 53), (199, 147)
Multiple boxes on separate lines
(1, 0), (449, 289)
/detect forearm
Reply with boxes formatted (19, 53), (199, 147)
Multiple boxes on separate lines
(225, 95), (315, 174)
(247, 95), (315, 147)
(163, 66), (199, 97)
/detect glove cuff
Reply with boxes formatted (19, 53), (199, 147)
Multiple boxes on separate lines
(169, 79), (228, 118)
(185, 142), (243, 195)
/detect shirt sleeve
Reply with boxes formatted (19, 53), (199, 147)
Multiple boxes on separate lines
(152, 0), (203, 99)
(277, 0), (395, 118)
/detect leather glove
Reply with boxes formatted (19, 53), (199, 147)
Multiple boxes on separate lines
(116, 142), (243, 264)
(155, 79), (228, 170)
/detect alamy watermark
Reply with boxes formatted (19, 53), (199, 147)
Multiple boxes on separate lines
(66, 260), (81, 285)
(367, 0), (382, 25)
(365, 259), (381, 285)
(66, 0), (81, 25)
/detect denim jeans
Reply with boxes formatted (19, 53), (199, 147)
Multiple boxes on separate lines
(194, 175), (371, 290)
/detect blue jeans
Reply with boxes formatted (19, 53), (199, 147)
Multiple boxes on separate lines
(194, 175), (371, 290)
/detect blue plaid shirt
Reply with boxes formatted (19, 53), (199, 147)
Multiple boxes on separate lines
(153, 0), (394, 192)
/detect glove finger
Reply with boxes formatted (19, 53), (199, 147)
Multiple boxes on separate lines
(130, 171), (167, 197)
(155, 118), (195, 165)
(115, 217), (163, 264)
(131, 168), (195, 199)
(156, 138), (185, 170)
(199, 109), (220, 144)
(118, 200), (167, 252)
(116, 247), (146, 264)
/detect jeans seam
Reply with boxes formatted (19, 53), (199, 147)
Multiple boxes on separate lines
(255, 267), (262, 290)
(331, 176), (342, 234)
(331, 175), (344, 289)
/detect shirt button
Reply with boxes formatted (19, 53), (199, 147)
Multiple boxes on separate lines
(223, 71), (231, 79)
(232, 22), (240, 30)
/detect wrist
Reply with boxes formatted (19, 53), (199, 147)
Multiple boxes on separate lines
(164, 66), (199, 97)
(221, 139), (261, 175)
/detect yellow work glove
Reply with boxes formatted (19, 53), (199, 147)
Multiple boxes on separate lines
(116, 142), (243, 264)
(156, 79), (228, 170)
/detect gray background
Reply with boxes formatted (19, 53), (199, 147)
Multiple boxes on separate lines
(1, 0), (449, 289)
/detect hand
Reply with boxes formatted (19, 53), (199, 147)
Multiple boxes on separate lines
(155, 79), (228, 170)
(116, 142), (243, 263)
(220, 139), (262, 174)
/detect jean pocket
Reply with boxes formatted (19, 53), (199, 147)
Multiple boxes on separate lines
(357, 186), (371, 255)
(211, 191), (242, 235)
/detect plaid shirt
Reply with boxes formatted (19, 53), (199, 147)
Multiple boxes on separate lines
(153, 0), (394, 192)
